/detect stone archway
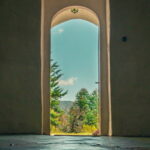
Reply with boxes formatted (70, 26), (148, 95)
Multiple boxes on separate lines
(41, 0), (111, 136)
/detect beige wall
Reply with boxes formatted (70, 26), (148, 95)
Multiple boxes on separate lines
(110, 0), (150, 136)
(0, 0), (42, 134)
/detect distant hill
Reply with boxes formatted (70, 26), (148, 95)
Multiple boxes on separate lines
(59, 101), (74, 112)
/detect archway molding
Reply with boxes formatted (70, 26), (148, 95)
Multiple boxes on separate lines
(41, 0), (111, 136)
(51, 6), (99, 27)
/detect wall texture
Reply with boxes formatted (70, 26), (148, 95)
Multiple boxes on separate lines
(110, 0), (150, 136)
(0, 0), (42, 134)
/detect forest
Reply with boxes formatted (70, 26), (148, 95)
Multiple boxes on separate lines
(50, 61), (99, 135)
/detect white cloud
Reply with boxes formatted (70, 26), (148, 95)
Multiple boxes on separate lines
(58, 77), (78, 86)
(57, 28), (64, 34)
(52, 28), (64, 35)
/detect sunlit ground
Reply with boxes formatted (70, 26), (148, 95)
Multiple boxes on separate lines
(51, 132), (93, 136)
(50, 125), (100, 136)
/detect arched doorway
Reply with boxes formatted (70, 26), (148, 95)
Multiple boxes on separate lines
(50, 6), (100, 135)
(41, 0), (111, 136)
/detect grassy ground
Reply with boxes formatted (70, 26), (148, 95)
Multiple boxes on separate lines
(50, 125), (99, 136)
(50, 132), (93, 136)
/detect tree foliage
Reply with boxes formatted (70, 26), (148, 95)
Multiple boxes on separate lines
(69, 88), (99, 133)
(50, 60), (67, 128)
(50, 60), (99, 134)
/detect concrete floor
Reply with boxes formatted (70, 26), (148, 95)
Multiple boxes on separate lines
(0, 135), (150, 150)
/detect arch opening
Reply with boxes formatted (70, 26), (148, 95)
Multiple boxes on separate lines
(41, 1), (111, 136)
(50, 6), (101, 136)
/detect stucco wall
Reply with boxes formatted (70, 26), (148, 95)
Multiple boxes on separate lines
(0, 0), (41, 134)
(110, 0), (150, 136)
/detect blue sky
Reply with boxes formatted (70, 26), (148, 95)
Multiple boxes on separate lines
(51, 19), (99, 101)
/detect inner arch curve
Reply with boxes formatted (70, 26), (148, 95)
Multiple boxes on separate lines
(51, 6), (99, 27)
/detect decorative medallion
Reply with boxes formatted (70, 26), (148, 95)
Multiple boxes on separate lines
(71, 8), (79, 14)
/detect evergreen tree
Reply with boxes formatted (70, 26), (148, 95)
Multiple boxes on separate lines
(69, 88), (99, 133)
(84, 90), (98, 127)
(50, 60), (67, 129)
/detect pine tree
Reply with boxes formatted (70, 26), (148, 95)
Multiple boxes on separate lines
(50, 60), (67, 130)
(69, 88), (99, 133)
(84, 89), (98, 127)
